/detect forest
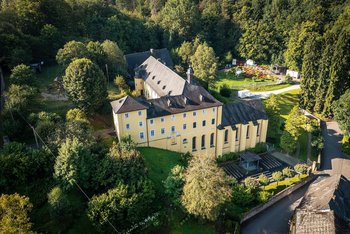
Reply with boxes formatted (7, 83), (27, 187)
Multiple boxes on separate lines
(0, 0), (350, 233)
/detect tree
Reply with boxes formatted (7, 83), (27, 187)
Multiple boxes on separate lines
(164, 165), (185, 207)
(94, 139), (146, 190)
(0, 142), (53, 191)
(63, 58), (107, 112)
(300, 33), (322, 110)
(282, 167), (293, 178)
(158, 0), (199, 40)
(101, 40), (126, 76)
(48, 186), (71, 219)
(271, 171), (283, 186)
(0, 193), (34, 234)
(87, 180), (155, 232)
(244, 176), (259, 190)
(54, 137), (96, 190)
(238, 19), (281, 64)
(181, 156), (232, 221)
(265, 94), (281, 139)
(285, 106), (305, 139)
(114, 75), (127, 90)
(332, 89), (350, 135)
(9, 64), (35, 85)
(66, 108), (89, 124)
(86, 41), (107, 69)
(190, 43), (218, 83)
(280, 131), (297, 154)
(5, 84), (36, 113)
(258, 174), (269, 188)
(176, 37), (201, 64)
(56, 41), (89, 67)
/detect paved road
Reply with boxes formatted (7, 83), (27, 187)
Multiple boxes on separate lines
(241, 184), (309, 234)
(321, 121), (347, 176)
(241, 121), (345, 234)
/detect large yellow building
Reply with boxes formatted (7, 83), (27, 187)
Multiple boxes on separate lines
(111, 56), (268, 157)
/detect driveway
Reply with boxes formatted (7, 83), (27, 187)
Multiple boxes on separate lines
(250, 84), (300, 99)
(241, 184), (309, 234)
(241, 121), (346, 233)
(321, 121), (345, 174)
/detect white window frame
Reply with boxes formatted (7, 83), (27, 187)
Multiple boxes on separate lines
(183, 124), (187, 130)
(211, 118), (215, 125)
(139, 132), (144, 139)
(183, 113), (187, 118)
(125, 113), (129, 118)
(193, 111), (197, 116)
(161, 128), (165, 135)
(139, 121), (143, 127)
(171, 126), (176, 133)
(150, 119), (154, 125)
(126, 124), (130, 129)
(150, 130), (155, 137)
(138, 111), (142, 116)
(160, 117), (165, 122)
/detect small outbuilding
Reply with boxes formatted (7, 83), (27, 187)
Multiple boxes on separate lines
(246, 59), (256, 66)
(286, 69), (300, 79)
(239, 152), (261, 171)
(271, 64), (287, 75)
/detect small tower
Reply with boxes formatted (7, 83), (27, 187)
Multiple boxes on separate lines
(186, 65), (194, 84)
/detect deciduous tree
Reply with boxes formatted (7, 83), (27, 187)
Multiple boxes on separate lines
(181, 155), (231, 221)
(190, 43), (218, 83)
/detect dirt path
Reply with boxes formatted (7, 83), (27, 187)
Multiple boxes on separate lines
(250, 84), (300, 99)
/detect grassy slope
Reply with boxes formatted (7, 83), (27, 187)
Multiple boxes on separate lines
(139, 147), (215, 234)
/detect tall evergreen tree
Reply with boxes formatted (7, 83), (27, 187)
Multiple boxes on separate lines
(300, 33), (322, 110)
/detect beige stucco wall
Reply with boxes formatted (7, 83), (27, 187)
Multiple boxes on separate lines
(112, 104), (268, 157)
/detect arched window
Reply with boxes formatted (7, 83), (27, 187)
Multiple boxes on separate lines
(183, 138), (188, 144)
(201, 135), (206, 149)
(210, 133), (215, 147)
(192, 137), (196, 151)
(224, 129), (229, 143)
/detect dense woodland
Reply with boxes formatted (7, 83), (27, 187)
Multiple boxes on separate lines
(0, 0), (350, 233)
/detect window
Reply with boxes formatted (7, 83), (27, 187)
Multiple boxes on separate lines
(236, 128), (239, 141)
(210, 133), (214, 147)
(139, 132), (144, 139)
(150, 130), (155, 137)
(183, 139), (188, 144)
(193, 111), (197, 116)
(211, 118), (215, 125)
(160, 117), (165, 122)
(150, 119), (154, 125)
(139, 121), (143, 127)
(183, 113), (187, 118)
(257, 124), (260, 136)
(183, 124), (187, 130)
(201, 135), (206, 149)
(193, 122), (197, 128)
(224, 129), (228, 143)
(246, 125), (250, 139)
(126, 124), (130, 129)
(161, 128), (165, 134)
(171, 126), (176, 133)
(213, 107), (216, 112)
(192, 137), (196, 151)
(138, 111), (142, 116)
(202, 120), (206, 127)
(203, 109), (206, 114)
(125, 113), (129, 118)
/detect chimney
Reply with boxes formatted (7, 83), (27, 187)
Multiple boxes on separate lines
(167, 99), (171, 107)
(186, 64), (194, 84)
(150, 48), (154, 55)
(183, 97), (187, 104)
(199, 94), (203, 102)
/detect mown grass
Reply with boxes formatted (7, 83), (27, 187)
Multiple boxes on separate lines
(248, 83), (292, 92)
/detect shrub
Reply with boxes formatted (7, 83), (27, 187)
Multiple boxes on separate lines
(294, 164), (308, 175)
(216, 152), (239, 163)
(251, 143), (267, 154)
(282, 167), (293, 178)
(47, 186), (71, 219)
(180, 152), (192, 167)
(285, 75), (293, 84)
(272, 171), (283, 185)
(280, 131), (297, 154)
(258, 174), (269, 187)
(342, 136), (350, 155)
(220, 84), (231, 97)
(258, 191), (272, 203)
(244, 177), (259, 190)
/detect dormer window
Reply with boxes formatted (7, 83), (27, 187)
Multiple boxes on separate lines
(157, 80), (161, 85)
(152, 76), (155, 80)
(162, 85), (166, 90)
(168, 91), (172, 95)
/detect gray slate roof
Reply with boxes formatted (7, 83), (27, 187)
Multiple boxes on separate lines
(293, 175), (350, 233)
(220, 99), (268, 127)
(110, 96), (147, 114)
(125, 48), (174, 71)
(240, 152), (261, 162)
(136, 56), (186, 97)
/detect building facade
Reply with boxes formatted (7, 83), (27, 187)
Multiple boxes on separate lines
(111, 56), (268, 157)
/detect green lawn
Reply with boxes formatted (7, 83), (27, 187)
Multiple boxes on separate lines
(139, 147), (182, 192)
(275, 89), (301, 120)
(139, 147), (215, 234)
(248, 83), (292, 92)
